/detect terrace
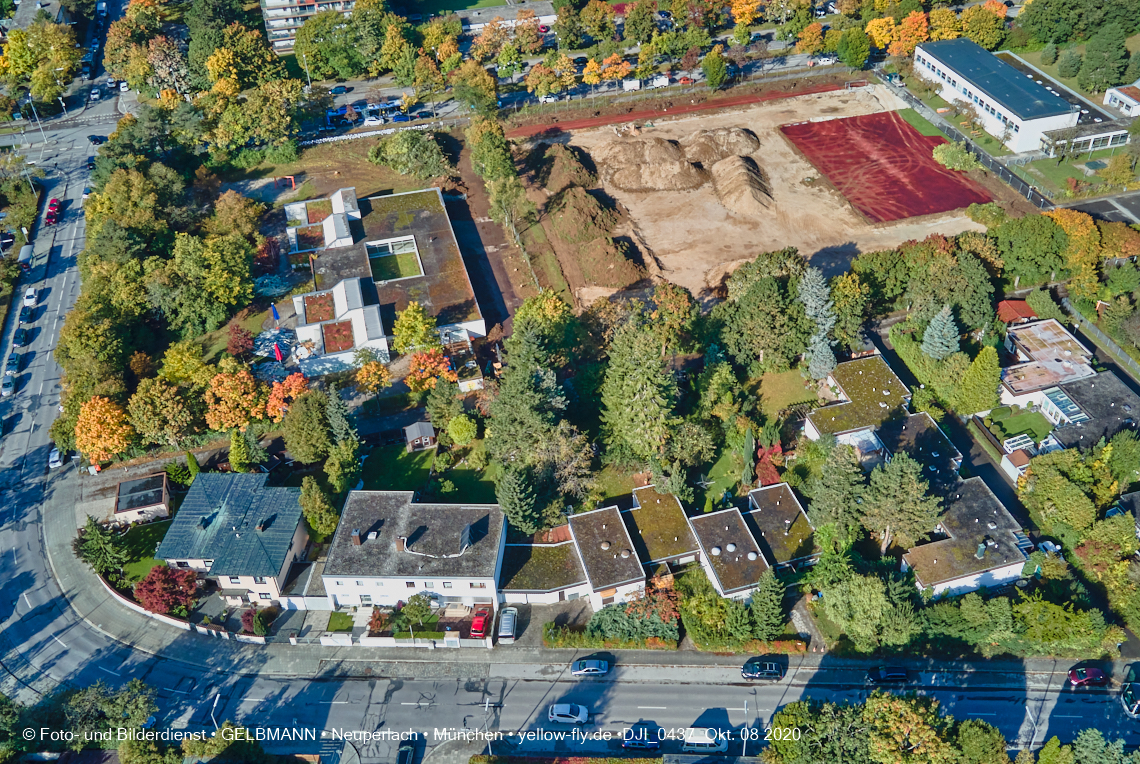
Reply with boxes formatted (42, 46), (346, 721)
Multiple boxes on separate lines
(367, 236), (424, 282)
(321, 321), (355, 353)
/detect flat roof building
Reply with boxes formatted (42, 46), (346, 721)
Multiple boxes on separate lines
(914, 39), (1078, 153)
(1000, 319), (1095, 403)
(567, 506), (646, 610)
(805, 355), (911, 458)
(1050, 371), (1140, 449)
(688, 508), (770, 599)
(624, 486), (701, 574)
(113, 473), (170, 525)
(876, 412), (963, 491)
(744, 483), (818, 572)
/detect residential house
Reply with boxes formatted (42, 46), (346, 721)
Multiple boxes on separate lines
(259, 0), (354, 51)
(804, 354), (911, 462)
(404, 422), (436, 452)
(322, 491), (505, 609)
(1048, 370), (1140, 449)
(291, 276), (387, 374)
(1000, 319), (1095, 407)
(1105, 80), (1140, 117)
(875, 412), (963, 491)
(999, 448), (1033, 482)
(499, 525), (593, 604)
(901, 477), (1032, 598)
(113, 473), (170, 524)
(996, 300), (1037, 325)
(623, 485), (701, 576)
(744, 483), (819, 572)
(567, 505), (646, 610)
(688, 508), (771, 600)
(156, 474), (308, 608)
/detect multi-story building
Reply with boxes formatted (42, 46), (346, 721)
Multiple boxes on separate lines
(261, 0), (355, 52)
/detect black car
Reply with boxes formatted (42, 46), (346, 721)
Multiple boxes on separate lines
(87, 157), (96, 171)
(396, 742), (415, 764)
(87, 135), (105, 145)
(0, 232), (14, 250)
(867, 666), (908, 685)
(742, 658), (784, 681)
(329, 85), (348, 95)
(18, 306), (32, 324)
(622, 723), (661, 751)
(573, 56), (588, 66)
(13, 328), (27, 347)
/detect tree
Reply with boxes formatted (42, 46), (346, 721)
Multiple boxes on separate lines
(651, 282), (696, 357)
(1041, 41), (1059, 64)
(128, 377), (197, 448)
(921, 305), (960, 360)
(864, 692), (956, 764)
(889, 10), (929, 56)
(554, 5), (584, 49)
(960, 4), (1005, 49)
(405, 348), (459, 393)
(750, 568), (785, 640)
(1044, 208), (1102, 300)
(831, 272), (870, 351)
(447, 414), (477, 445)
(799, 266), (837, 380)
(933, 141), (982, 171)
(625, 0), (658, 44)
(265, 373), (308, 423)
(293, 10), (364, 79)
(324, 437), (361, 494)
(0, 20), (82, 101)
(1036, 737), (1074, 764)
(282, 391), (331, 464)
(134, 566), (198, 615)
(805, 444), (866, 540)
(957, 719), (1011, 764)
(580, 0), (617, 40)
(226, 323), (254, 358)
(368, 131), (453, 180)
(1099, 154), (1137, 186)
(1058, 49), (1082, 78)
(732, 0), (763, 26)
(204, 367), (264, 431)
(401, 593), (433, 625)
(797, 22), (825, 53)
(496, 465), (541, 533)
(356, 361), (392, 394)
(391, 301), (440, 354)
(601, 320), (677, 462)
(228, 427), (251, 473)
(862, 451), (941, 552)
(488, 329), (566, 465)
(298, 475), (340, 537)
(76, 396), (136, 463)
(929, 8), (962, 40)
(160, 340), (215, 390)
(865, 16), (897, 48)
(702, 45), (729, 89)
(952, 346), (999, 414)
(837, 26), (871, 68)
(1078, 22), (1128, 92)
(74, 516), (130, 577)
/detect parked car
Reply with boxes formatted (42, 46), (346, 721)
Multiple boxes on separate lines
(120, 82), (130, 92)
(18, 306), (33, 324)
(741, 658), (784, 681)
(48, 198), (60, 211)
(497, 607), (517, 643)
(5, 354), (19, 376)
(539, 94), (559, 104)
(363, 116), (384, 126)
(1069, 667), (1108, 687)
(1, 376), (13, 397)
(88, 135), (104, 144)
(0, 232), (14, 250)
(87, 157), (96, 171)
(622, 723), (660, 751)
(573, 56), (588, 66)
(391, 113), (411, 122)
(469, 608), (490, 638)
(547, 704), (588, 724)
(678, 76), (696, 85)
(571, 659), (609, 676)
(23, 287), (36, 307)
(329, 85), (348, 95)
(13, 328), (27, 348)
(48, 448), (63, 469)
(538, 24), (550, 33)
(82, 187), (91, 199)
(867, 666), (908, 685)
(396, 742), (415, 764)
(45, 213), (57, 226)
(90, 87), (101, 101)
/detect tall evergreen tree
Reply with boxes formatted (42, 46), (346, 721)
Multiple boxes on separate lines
(952, 346), (1000, 414)
(283, 390), (332, 464)
(805, 444), (866, 540)
(1078, 23), (1128, 92)
(495, 465), (541, 533)
(921, 305), (960, 361)
(600, 320), (677, 462)
(861, 451), (942, 553)
(228, 428), (250, 473)
(488, 328), (566, 464)
(325, 385), (357, 445)
(750, 568), (786, 641)
(805, 334), (837, 380)
(73, 516), (130, 577)
(799, 266), (838, 380)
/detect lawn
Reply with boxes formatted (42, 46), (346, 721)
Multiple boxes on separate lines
(990, 408), (1054, 444)
(327, 611), (354, 632)
(445, 462), (499, 503)
(393, 614), (442, 639)
(1020, 149), (1128, 196)
(1015, 36), (1140, 107)
(121, 520), (173, 582)
(697, 448), (744, 512)
(361, 444), (434, 491)
(362, 391), (416, 417)
(595, 464), (635, 504)
(753, 369), (818, 418)
(896, 107), (949, 139)
(370, 251), (423, 281)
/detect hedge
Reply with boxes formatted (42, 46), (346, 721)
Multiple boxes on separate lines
(541, 622), (674, 650)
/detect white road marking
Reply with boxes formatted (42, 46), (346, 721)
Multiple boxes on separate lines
(98, 666), (121, 676)
(1054, 715), (1083, 718)
(23, 593), (31, 608)
(52, 634), (66, 648)
(637, 706), (666, 710)
(318, 701), (349, 704)
(239, 698), (266, 703)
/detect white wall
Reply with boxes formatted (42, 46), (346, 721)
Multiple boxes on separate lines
(586, 580), (644, 612)
(927, 560), (1026, 598)
(113, 504), (169, 524)
(999, 385), (1046, 409)
(326, 575), (498, 608)
(499, 582), (593, 605)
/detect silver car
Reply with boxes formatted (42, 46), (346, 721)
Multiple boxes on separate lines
(571, 659), (609, 676)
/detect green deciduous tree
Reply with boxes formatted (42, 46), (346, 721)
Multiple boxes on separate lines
(128, 377), (198, 448)
(702, 44), (729, 88)
(447, 414), (477, 445)
(994, 214), (1069, 288)
(838, 26), (871, 68)
(391, 301), (440, 354)
(324, 437), (362, 494)
(956, 719), (1011, 764)
(625, 0), (659, 43)
(368, 131), (453, 180)
(862, 451), (941, 553)
(294, 10), (365, 80)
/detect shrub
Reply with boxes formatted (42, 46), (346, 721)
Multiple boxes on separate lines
(368, 131), (454, 180)
(1058, 49), (1082, 78)
(241, 607), (271, 636)
(933, 142), (982, 172)
(134, 566), (197, 615)
(965, 202), (1007, 228)
(1040, 42), (1058, 65)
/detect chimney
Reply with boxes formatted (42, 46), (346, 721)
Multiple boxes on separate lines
(397, 537), (406, 551)
(257, 520), (267, 532)
(351, 529), (361, 546)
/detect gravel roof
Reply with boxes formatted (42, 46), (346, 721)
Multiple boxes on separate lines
(744, 483), (816, 566)
(689, 508), (769, 595)
(1053, 371), (1140, 449)
(625, 486), (699, 564)
(876, 412), (962, 490)
(808, 355), (910, 435)
(499, 543), (587, 592)
(568, 506), (645, 591)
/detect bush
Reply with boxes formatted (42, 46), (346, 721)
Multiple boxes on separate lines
(164, 460), (191, 486)
(541, 622), (673, 649)
(965, 202), (1007, 228)
(1025, 288), (1068, 324)
(933, 142), (982, 172)
(1058, 49), (1082, 78)
(368, 131), (454, 179)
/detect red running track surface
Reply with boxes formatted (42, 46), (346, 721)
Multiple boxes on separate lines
(779, 110), (991, 224)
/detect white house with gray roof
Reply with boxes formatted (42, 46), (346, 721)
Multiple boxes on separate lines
(155, 474), (308, 608)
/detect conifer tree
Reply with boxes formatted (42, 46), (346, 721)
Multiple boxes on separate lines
(750, 569), (786, 641)
(952, 345), (1000, 414)
(799, 266), (838, 379)
(228, 428), (250, 473)
(495, 465), (541, 533)
(921, 305), (960, 361)
(805, 444), (866, 540)
(600, 320), (677, 461)
(325, 385), (357, 445)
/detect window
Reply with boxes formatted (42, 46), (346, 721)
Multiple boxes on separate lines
(254, 577), (266, 584)
(406, 581), (416, 588)
(361, 595), (372, 605)
(469, 582), (487, 589)
(443, 582), (452, 589)
(336, 580), (344, 586)
(229, 576), (241, 584)
(205, 560), (214, 569)
(176, 561), (189, 568)
(602, 596), (615, 605)
(259, 593), (272, 600)
(424, 582), (434, 589)
(355, 580), (363, 587)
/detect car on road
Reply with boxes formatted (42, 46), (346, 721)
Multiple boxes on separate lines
(329, 85), (348, 95)
(45, 212), (58, 226)
(88, 135), (105, 144)
(538, 24), (550, 33)
(83, 188), (91, 199)
(547, 704), (588, 724)
(23, 287), (36, 307)
(469, 608), (490, 638)
(49, 449), (63, 469)
(1069, 667), (1108, 687)
(1, 375), (13, 397)
(539, 94), (559, 104)
(867, 666), (908, 685)
(4, 354), (18, 376)
(391, 113), (410, 122)
(741, 658), (784, 681)
(87, 157), (96, 171)
(363, 116), (384, 126)
(13, 328), (27, 348)
(48, 198), (60, 211)
(573, 56), (588, 66)
(622, 723), (660, 751)
(0, 232), (13, 250)
(571, 659), (609, 676)
(90, 87), (101, 101)
(18, 306), (33, 324)
(396, 742), (415, 764)
(105, 79), (117, 89)
(678, 76), (696, 85)
(817, 55), (837, 65)
(120, 82), (130, 92)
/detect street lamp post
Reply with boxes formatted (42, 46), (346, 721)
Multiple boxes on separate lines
(27, 100), (47, 143)
(301, 52), (313, 90)
(54, 67), (69, 119)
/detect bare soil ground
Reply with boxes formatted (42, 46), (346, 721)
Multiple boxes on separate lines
(560, 86), (988, 301)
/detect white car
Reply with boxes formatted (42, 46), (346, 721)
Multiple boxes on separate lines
(120, 82), (129, 92)
(363, 116), (384, 126)
(571, 659), (609, 676)
(539, 94), (559, 104)
(22, 287), (36, 307)
(548, 704), (588, 724)
(90, 87), (101, 101)
(48, 448), (62, 469)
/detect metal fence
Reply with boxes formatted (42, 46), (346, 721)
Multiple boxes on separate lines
(880, 78), (1055, 211)
(299, 117), (470, 147)
(1061, 297), (1140, 383)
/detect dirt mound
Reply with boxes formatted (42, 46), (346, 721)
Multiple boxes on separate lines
(711, 156), (772, 218)
(579, 236), (646, 289)
(681, 127), (761, 165)
(528, 143), (597, 194)
(594, 137), (709, 192)
(548, 186), (619, 244)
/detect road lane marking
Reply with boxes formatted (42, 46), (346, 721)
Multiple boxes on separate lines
(318, 701), (348, 704)
(240, 698), (266, 703)
(52, 635), (66, 648)
(98, 667), (121, 676)
(637, 706), (666, 710)
(23, 594), (31, 608)
(1054, 715), (1082, 718)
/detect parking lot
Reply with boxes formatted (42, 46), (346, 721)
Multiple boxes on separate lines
(1065, 191), (1140, 224)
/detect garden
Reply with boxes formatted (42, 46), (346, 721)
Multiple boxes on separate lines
(304, 292), (334, 323)
(369, 250), (423, 281)
(983, 405), (1054, 446)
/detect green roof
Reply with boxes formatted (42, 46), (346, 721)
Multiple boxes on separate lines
(626, 486), (699, 564)
(807, 356), (910, 435)
(499, 544), (586, 591)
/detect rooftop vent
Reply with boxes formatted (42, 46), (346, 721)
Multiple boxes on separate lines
(727, 543), (737, 552)
(367, 531), (378, 541)
(747, 551), (758, 561)
(987, 522), (997, 530)
(620, 549), (631, 559)
(711, 546), (722, 556)
(351, 529), (361, 546)
(601, 541), (611, 550)
(975, 543), (986, 559)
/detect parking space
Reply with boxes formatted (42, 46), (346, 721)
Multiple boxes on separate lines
(501, 600), (593, 648)
(1065, 192), (1140, 224)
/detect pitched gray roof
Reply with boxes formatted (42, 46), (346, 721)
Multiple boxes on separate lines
(324, 491), (504, 579)
(404, 421), (435, 440)
(156, 474), (304, 577)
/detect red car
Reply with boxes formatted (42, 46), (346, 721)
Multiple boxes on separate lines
(470, 608), (491, 639)
(44, 213), (57, 226)
(678, 76), (696, 85)
(538, 24), (550, 33)
(48, 198), (60, 211)
(1068, 667), (1108, 687)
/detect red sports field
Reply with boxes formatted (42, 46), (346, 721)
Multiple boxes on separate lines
(779, 111), (991, 224)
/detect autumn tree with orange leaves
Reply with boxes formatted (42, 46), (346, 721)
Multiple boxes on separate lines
(265, 373), (309, 423)
(980, 0), (1007, 18)
(730, 0), (763, 27)
(796, 22), (825, 54)
(357, 362), (393, 394)
(600, 53), (632, 80)
(204, 365), (266, 431)
(405, 348), (459, 393)
(888, 11), (928, 57)
(1044, 209), (1103, 300)
(76, 397), (136, 464)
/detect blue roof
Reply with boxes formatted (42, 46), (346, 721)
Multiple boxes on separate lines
(156, 474), (304, 577)
(917, 39), (1073, 121)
